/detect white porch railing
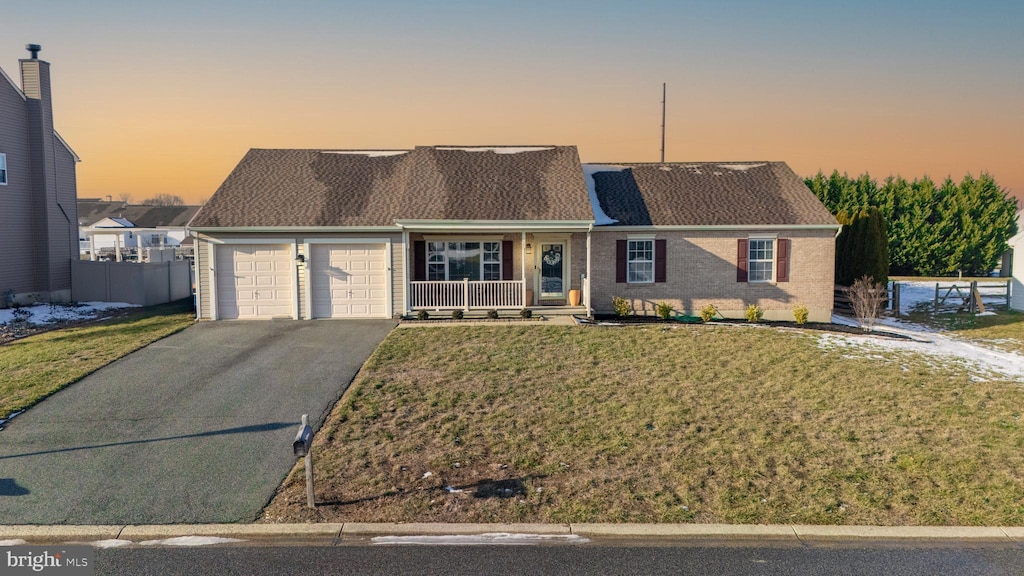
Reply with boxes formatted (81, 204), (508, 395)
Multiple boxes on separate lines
(411, 279), (525, 310)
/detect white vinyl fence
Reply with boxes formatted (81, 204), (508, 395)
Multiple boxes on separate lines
(72, 260), (193, 306)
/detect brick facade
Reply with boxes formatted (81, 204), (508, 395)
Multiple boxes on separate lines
(589, 229), (835, 322)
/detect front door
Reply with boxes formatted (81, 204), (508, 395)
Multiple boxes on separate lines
(538, 242), (566, 300)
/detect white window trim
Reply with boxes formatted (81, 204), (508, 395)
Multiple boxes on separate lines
(747, 237), (776, 284)
(0, 153), (7, 186)
(626, 238), (655, 284)
(425, 239), (503, 282)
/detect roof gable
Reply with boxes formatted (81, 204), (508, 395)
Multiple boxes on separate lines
(586, 162), (838, 227)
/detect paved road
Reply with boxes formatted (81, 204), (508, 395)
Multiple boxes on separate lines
(0, 320), (395, 524)
(94, 540), (1024, 576)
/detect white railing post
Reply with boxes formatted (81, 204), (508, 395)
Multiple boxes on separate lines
(463, 278), (470, 312)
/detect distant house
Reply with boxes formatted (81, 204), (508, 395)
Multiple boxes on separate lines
(0, 44), (80, 306)
(77, 199), (200, 260)
(1010, 220), (1024, 312)
(188, 146), (839, 321)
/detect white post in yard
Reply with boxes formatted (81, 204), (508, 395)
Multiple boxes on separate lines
(463, 277), (470, 312)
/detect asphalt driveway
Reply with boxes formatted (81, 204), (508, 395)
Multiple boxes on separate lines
(0, 319), (395, 525)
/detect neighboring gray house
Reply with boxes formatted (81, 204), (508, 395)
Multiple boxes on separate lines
(0, 45), (79, 306)
(189, 146), (839, 322)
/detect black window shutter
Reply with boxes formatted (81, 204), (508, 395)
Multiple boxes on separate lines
(616, 240), (627, 283)
(414, 240), (426, 281)
(654, 239), (667, 283)
(776, 238), (790, 282)
(502, 240), (513, 280)
(736, 239), (748, 282)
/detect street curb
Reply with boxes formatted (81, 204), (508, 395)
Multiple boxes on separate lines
(2, 523), (1022, 544)
(341, 523), (571, 536)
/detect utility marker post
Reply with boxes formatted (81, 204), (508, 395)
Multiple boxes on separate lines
(293, 414), (315, 508)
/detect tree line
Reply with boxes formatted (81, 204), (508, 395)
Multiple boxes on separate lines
(805, 171), (1019, 277)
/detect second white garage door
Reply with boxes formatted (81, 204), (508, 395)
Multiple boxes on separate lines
(309, 243), (388, 318)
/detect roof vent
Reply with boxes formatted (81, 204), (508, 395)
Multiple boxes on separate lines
(26, 44), (41, 59)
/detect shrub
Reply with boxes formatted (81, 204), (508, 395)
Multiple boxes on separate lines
(847, 275), (887, 331)
(655, 302), (673, 320)
(699, 304), (718, 322)
(416, 310), (430, 321)
(793, 303), (809, 325)
(519, 308), (532, 319)
(486, 309), (499, 320)
(451, 309), (464, 320)
(612, 296), (632, 317)
(745, 304), (763, 323)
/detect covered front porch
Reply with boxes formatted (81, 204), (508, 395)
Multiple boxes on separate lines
(398, 221), (593, 315)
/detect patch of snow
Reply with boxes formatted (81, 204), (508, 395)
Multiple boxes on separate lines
(322, 150), (409, 157)
(372, 533), (589, 546)
(421, 471), (433, 479)
(717, 163), (767, 172)
(0, 302), (138, 327)
(581, 164), (624, 226)
(90, 539), (133, 548)
(443, 485), (463, 493)
(823, 315), (1024, 381)
(435, 147), (555, 154)
(0, 539), (27, 546)
(138, 536), (244, 547)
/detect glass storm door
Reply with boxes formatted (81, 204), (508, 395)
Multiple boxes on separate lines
(539, 243), (565, 299)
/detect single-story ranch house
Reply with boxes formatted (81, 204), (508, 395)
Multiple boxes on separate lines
(188, 146), (839, 321)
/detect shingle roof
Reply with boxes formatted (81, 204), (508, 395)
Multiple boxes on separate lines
(189, 146), (594, 228)
(586, 162), (838, 227)
(78, 201), (201, 228)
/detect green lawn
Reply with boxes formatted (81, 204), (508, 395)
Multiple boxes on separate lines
(0, 300), (195, 417)
(262, 324), (1024, 526)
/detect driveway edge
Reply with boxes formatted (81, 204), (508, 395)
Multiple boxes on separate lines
(1, 523), (1019, 543)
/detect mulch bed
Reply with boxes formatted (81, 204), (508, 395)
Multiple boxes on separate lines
(586, 314), (914, 340)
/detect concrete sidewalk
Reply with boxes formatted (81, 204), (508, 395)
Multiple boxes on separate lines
(2, 523), (1023, 544)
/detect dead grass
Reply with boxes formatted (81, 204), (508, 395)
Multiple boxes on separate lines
(0, 300), (195, 416)
(262, 324), (1024, 526)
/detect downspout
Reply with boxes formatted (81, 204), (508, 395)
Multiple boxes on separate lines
(835, 225), (843, 239)
(586, 224), (593, 318)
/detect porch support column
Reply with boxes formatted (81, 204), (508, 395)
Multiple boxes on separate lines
(586, 227), (593, 317)
(115, 233), (122, 262)
(521, 231), (527, 307)
(89, 233), (96, 261)
(402, 228), (411, 316)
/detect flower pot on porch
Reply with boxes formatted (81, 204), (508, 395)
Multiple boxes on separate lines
(525, 289), (534, 306)
(569, 289), (581, 307)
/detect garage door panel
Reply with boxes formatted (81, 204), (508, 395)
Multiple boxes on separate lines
(216, 244), (294, 319)
(311, 243), (388, 318)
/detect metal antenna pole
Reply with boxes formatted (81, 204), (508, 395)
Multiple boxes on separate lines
(660, 83), (666, 163)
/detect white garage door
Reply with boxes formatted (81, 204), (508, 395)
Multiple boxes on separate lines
(215, 244), (293, 319)
(310, 243), (388, 318)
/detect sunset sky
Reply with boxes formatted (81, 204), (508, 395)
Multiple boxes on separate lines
(4, 0), (1022, 206)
